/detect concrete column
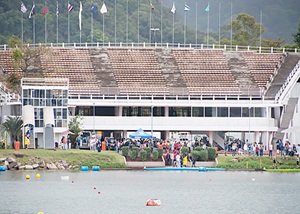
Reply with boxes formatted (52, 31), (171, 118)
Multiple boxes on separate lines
(123, 130), (127, 139)
(254, 131), (260, 143)
(165, 130), (170, 141)
(164, 106), (169, 117)
(115, 106), (122, 116)
(241, 132), (245, 142)
(209, 131), (213, 147)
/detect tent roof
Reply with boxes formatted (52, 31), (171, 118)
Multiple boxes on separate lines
(129, 128), (152, 139)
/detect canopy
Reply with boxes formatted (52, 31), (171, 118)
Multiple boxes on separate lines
(281, 126), (300, 133)
(129, 128), (152, 139)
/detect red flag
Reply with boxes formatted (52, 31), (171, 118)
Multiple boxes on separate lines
(42, 6), (48, 15)
(150, 3), (154, 10)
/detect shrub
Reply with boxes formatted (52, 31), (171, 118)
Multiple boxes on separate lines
(199, 150), (208, 161)
(131, 146), (139, 155)
(207, 147), (216, 160)
(152, 150), (159, 160)
(140, 150), (147, 161)
(130, 149), (138, 160)
(195, 146), (204, 151)
(144, 147), (151, 158)
(157, 148), (163, 158)
(191, 151), (201, 161)
(181, 147), (189, 156)
(122, 146), (129, 157)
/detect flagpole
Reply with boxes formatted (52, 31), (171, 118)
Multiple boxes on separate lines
(79, 1), (82, 45)
(138, 0), (140, 44)
(149, 5), (152, 44)
(126, 0), (128, 44)
(33, 2), (35, 46)
(160, 0), (163, 45)
(230, 2), (233, 50)
(45, 0), (47, 44)
(56, 1), (59, 45)
(115, 0), (117, 44)
(207, 3), (209, 47)
(184, 12), (186, 46)
(21, 12), (24, 44)
(260, 10), (262, 46)
(68, 1), (70, 45)
(219, 2), (221, 46)
(103, 12), (105, 46)
(172, 3), (175, 46)
(91, 2), (93, 44)
(195, 2), (198, 46)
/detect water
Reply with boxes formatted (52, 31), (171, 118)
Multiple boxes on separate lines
(0, 170), (299, 214)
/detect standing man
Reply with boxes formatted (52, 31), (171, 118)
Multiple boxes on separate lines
(269, 143), (273, 158)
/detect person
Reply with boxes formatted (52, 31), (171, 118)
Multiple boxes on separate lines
(269, 143), (273, 158)
(273, 155), (277, 169)
(183, 155), (188, 167)
(170, 152), (174, 167)
(224, 142), (228, 156)
(176, 153), (181, 168)
(67, 136), (71, 150)
(296, 155), (299, 168)
(61, 136), (67, 150)
(191, 154), (196, 167)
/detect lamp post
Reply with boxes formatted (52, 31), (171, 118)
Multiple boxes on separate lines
(248, 107), (251, 142)
(93, 103), (95, 134)
(150, 28), (159, 44)
(151, 105), (154, 146)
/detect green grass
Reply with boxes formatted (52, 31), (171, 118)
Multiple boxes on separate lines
(216, 154), (299, 170)
(0, 149), (126, 170)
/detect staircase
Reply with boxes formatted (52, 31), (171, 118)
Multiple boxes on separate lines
(225, 52), (258, 92)
(154, 48), (188, 95)
(265, 53), (300, 99)
(274, 97), (299, 141)
(89, 48), (118, 93)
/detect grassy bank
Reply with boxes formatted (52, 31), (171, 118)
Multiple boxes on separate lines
(0, 149), (126, 170)
(217, 154), (299, 170)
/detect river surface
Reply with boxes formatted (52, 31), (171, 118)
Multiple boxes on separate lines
(0, 170), (299, 214)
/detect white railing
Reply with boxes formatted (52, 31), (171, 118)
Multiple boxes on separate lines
(275, 60), (300, 102)
(0, 42), (299, 54)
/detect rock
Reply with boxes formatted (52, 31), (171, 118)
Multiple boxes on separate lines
(230, 159), (239, 162)
(57, 164), (65, 170)
(7, 157), (16, 163)
(0, 158), (6, 162)
(32, 164), (39, 169)
(25, 165), (33, 170)
(14, 153), (25, 158)
(19, 166), (25, 170)
(4, 160), (9, 166)
(7, 162), (17, 170)
(46, 163), (58, 170)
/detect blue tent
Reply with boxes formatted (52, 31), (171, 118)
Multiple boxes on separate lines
(129, 128), (152, 139)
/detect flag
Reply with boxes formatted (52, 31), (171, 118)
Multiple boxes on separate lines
(91, 3), (98, 13)
(184, 3), (190, 12)
(56, 1), (59, 16)
(150, 3), (154, 10)
(21, 2), (27, 13)
(171, 2), (176, 14)
(41, 6), (48, 15)
(29, 4), (36, 18)
(205, 4), (209, 12)
(68, 3), (73, 12)
(79, 1), (82, 30)
(100, 3), (107, 14)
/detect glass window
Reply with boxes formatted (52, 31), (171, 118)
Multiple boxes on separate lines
(62, 109), (67, 119)
(192, 107), (204, 117)
(242, 107), (250, 117)
(230, 107), (241, 117)
(23, 89), (29, 98)
(205, 107), (216, 117)
(217, 107), (228, 117)
(255, 107), (263, 117)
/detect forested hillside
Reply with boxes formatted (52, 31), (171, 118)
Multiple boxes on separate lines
(0, 0), (299, 45)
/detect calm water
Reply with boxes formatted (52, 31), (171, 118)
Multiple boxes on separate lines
(0, 170), (299, 214)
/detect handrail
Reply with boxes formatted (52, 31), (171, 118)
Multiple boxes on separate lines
(0, 42), (299, 54)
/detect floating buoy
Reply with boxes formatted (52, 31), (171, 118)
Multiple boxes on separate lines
(0, 166), (6, 171)
(92, 166), (100, 171)
(94, 186), (97, 190)
(146, 199), (161, 206)
(26, 175), (30, 180)
(61, 176), (70, 181)
(37, 212), (44, 214)
(81, 166), (88, 171)
(252, 178), (255, 181)
(98, 191), (101, 195)
(36, 174), (41, 179)
(72, 180), (74, 183)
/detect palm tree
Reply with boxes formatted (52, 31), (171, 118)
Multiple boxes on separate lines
(2, 116), (23, 148)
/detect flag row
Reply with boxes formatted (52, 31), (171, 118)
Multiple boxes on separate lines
(20, 1), (210, 18)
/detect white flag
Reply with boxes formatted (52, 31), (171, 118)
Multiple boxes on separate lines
(79, 1), (82, 30)
(184, 3), (190, 12)
(21, 1), (27, 13)
(100, 3), (107, 14)
(171, 2), (176, 14)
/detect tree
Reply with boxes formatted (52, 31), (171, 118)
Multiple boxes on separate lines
(68, 115), (84, 143)
(2, 116), (23, 148)
(227, 13), (266, 46)
(293, 20), (300, 47)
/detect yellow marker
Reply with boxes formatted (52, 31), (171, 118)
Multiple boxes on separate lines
(37, 212), (44, 214)
(36, 174), (41, 179)
(25, 175), (30, 180)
